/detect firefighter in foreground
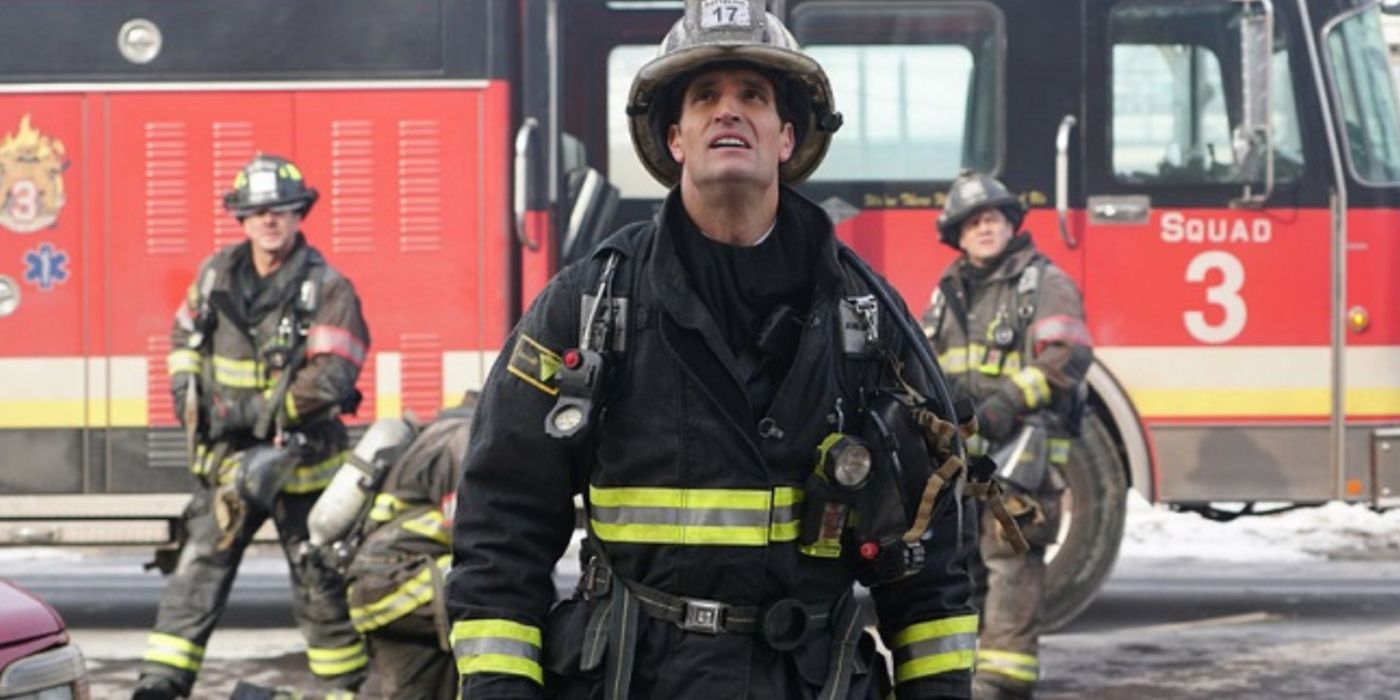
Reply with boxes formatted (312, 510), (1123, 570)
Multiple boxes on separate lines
(337, 399), (476, 698)
(921, 172), (1093, 700)
(134, 154), (371, 700)
(447, 2), (978, 698)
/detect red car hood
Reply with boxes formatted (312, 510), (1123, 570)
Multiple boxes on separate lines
(0, 578), (64, 644)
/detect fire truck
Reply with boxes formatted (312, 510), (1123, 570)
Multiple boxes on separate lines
(2, 0), (1398, 629)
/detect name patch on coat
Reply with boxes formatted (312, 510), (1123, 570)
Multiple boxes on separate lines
(507, 333), (561, 396)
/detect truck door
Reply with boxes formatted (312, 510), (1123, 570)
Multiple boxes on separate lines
(1080, 0), (1335, 501)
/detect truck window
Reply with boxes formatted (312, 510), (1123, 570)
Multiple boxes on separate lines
(791, 2), (1004, 181)
(609, 45), (671, 200)
(1109, 2), (1303, 185)
(1326, 6), (1400, 184)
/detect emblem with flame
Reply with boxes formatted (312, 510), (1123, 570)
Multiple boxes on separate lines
(0, 115), (69, 234)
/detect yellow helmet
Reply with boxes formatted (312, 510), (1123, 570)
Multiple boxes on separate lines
(626, 0), (842, 187)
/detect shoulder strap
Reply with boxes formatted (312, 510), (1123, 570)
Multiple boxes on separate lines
(1015, 257), (1050, 356)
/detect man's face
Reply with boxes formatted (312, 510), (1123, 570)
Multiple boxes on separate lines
(666, 67), (795, 190)
(241, 207), (302, 258)
(958, 206), (1015, 267)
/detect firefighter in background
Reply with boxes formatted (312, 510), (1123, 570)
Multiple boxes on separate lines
(921, 172), (1093, 700)
(134, 154), (371, 700)
(446, 2), (978, 699)
(339, 398), (476, 699)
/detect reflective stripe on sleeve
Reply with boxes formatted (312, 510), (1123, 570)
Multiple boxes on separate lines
(402, 509), (451, 545)
(589, 485), (801, 546)
(891, 614), (978, 683)
(306, 640), (368, 678)
(307, 324), (368, 367)
(1009, 366), (1052, 410)
(142, 632), (205, 672)
(1029, 314), (1092, 352)
(1048, 438), (1071, 465)
(976, 648), (1040, 683)
(167, 349), (203, 376)
(451, 619), (543, 684)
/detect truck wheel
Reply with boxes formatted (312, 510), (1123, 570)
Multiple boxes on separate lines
(1043, 411), (1127, 631)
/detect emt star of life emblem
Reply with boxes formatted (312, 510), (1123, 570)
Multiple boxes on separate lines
(0, 114), (69, 234)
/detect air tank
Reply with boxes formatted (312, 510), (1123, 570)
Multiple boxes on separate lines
(308, 417), (417, 547)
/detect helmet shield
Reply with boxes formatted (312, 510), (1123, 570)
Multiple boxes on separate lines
(627, 1), (842, 187)
(223, 154), (319, 220)
(936, 171), (1025, 249)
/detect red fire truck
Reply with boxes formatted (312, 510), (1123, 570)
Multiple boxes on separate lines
(2, 0), (1398, 628)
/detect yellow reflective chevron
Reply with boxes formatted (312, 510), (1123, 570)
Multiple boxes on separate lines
(142, 632), (205, 672)
(1009, 366), (1052, 410)
(451, 619), (543, 684)
(167, 349), (203, 376)
(589, 485), (803, 546)
(892, 614), (978, 683)
(306, 640), (368, 678)
(283, 451), (346, 494)
(976, 648), (1040, 683)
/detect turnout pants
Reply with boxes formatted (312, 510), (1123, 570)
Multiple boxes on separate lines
(366, 630), (456, 700)
(137, 482), (368, 696)
(970, 491), (1062, 700)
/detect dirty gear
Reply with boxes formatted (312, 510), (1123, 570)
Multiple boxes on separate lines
(627, 0), (842, 186)
(345, 404), (474, 699)
(447, 186), (978, 700)
(140, 233), (370, 698)
(936, 172), (1026, 250)
(223, 153), (319, 219)
(922, 230), (1091, 699)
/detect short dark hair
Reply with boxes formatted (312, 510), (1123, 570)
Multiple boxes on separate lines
(647, 61), (811, 168)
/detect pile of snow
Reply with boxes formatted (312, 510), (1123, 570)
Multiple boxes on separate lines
(1120, 492), (1400, 562)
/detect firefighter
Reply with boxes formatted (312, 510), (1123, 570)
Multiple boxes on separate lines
(446, 2), (978, 699)
(921, 172), (1093, 700)
(341, 398), (476, 699)
(133, 154), (371, 700)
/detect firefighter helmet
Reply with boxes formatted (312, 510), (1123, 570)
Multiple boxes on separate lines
(936, 171), (1025, 249)
(222, 154), (319, 220)
(627, 0), (842, 187)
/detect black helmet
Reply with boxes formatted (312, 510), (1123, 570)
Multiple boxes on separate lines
(626, 0), (843, 187)
(222, 154), (319, 220)
(936, 171), (1024, 249)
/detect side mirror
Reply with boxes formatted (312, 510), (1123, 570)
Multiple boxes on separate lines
(561, 167), (620, 266)
(1233, 0), (1274, 207)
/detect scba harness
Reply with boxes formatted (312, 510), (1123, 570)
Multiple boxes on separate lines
(545, 223), (979, 589)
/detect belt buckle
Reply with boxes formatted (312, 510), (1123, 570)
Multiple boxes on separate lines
(582, 556), (611, 599)
(680, 598), (725, 634)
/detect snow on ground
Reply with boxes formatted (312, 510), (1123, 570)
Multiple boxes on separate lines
(1119, 492), (1400, 562)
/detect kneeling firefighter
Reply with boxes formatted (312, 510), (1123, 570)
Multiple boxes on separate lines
(303, 396), (477, 699)
(922, 172), (1094, 699)
(445, 2), (989, 698)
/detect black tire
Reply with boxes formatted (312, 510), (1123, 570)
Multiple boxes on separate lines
(1042, 411), (1127, 631)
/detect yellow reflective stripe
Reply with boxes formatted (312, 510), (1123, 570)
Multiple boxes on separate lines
(589, 486), (771, 510)
(938, 347), (969, 373)
(770, 486), (803, 542)
(1048, 438), (1071, 465)
(284, 390), (299, 422)
(306, 640), (368, 677)
(167, 349), (203, 375)
(451, 619), (543, 684)
(1009, 367), (1052, 410)
(892, 614), (978, 683)
(589, 521), (767, 545)
(350, 566), (435, 633)
(283, 451), (346, 494)
(143, 632), (204, 672)
(370, 493), (408, 522)
(1003, 351), (1022, 372)
(212, 355), (264, 389)
(402, 510), (451, 545)
(976, 649), (1040, 683)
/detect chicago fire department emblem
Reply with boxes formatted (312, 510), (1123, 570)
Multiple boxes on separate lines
(0, 115), (69, 234)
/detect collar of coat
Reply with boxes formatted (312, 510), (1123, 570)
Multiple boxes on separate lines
(645, 185), (847, 332)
